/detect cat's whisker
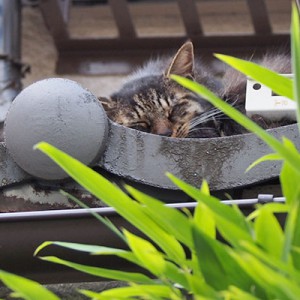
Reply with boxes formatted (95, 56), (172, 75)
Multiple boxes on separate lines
(192, 109), (222, 122)
(188, 127), (219, 134)
(189, 110), (223, 128)
(189, 96), (243, 130)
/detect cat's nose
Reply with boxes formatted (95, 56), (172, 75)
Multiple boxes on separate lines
(161, 129), (173, 137)
(152, 128), (173, 137)
(156, 128), (173, 137)
(152, 120), (173, 137)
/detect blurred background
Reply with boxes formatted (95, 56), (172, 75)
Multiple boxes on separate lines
(21, 0), (291, 98)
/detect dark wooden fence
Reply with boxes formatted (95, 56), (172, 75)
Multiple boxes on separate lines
(40, 0), (290, 75)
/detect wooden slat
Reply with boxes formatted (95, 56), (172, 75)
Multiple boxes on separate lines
(177, 0), (203, 36)
(58, 0), (71, 24)
(56, 34), (290, 75)
(39, 0), (290, 76)
(39, 0), (69, 44)
(246, 0), (272, 34)
(108, 0), (136, 38)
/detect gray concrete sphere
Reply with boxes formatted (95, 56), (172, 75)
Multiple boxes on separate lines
(5, 78), (108, 180)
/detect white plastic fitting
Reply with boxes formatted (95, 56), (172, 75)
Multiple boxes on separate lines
(245, 75), (296, 121)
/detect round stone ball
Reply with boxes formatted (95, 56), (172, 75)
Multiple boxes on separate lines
(5, 78), (109, 180)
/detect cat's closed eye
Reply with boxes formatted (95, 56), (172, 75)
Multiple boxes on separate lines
(129, 122), (150, 132)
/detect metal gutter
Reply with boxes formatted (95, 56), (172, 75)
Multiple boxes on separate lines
(0, 196), (286, 284)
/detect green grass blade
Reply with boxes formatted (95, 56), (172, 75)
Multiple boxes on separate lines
(291, 2), (300, 131)
(290, 203), (300, 270)
(192, 226), (255, 292)
(123, 230), (166, 277)
(183, 273), (221, 299)
(167, 173), (253, 247)
(124, 231), (190, 290)
(240, 241), (300, 284)
(225, 286), (261, 300)
(215, 54), (293, 100)
(281, 171), (300, 271)
(35, 241), (141, 266)
(247, 203), (288, 221)
(193, 181), (216, 239)
(280, 162), (300, 206)
(282, 199), (300, 263)
(0, 270), (59, 300)
(125, 185), (193, 249)
(36, 241), (126, 255)
(232, 251), (300, 299)
(192, 226), (229, 291)
(39, 256), (153, 284)
(171, 75), (300, 173)
(34, 142), (185, 264)
(254, 207), (284, 259)
(245, 153), (282, 172)
(60, 190), (125, 242)
(193, 202), (216, 239)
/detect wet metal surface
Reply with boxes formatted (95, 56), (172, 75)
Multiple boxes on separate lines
(100, 122), (299, 191)
(1, 122), (299, 192)
(0, 142), (29, 187)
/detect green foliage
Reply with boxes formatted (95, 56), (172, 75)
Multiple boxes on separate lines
(2, 3), (300, 300)
(0, 270), (59, 300)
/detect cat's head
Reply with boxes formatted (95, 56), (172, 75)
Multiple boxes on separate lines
(100, 42), (218, 138)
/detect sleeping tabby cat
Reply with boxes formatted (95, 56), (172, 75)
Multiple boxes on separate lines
(100, 42), (292, 138)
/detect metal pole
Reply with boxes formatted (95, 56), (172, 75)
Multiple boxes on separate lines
(0, 0), (22, 123)
(296, 0), (300, 13)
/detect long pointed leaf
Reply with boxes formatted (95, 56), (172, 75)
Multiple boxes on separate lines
(124, 230), (166, 277)
(215, 54), (293, 100)
(232, 251), (300, 299)
(192, 226), (256, 293)
(291, 2), (300, 131)
(167, 173), (254, 247)
(225, 286), (263, 300)
(254, 207), (284, 259)
(60, 190), (125, 242)
(35, 142), (185, 264)
(246, 153), (282, 173)
(125, 185), (193, 249)
(171, 75), (300, 174)
(35, 241), (140, 266)
(240, 241), (300, 283)
(39, 256), (153, 284)
(193, 181), (216, 239)
(0, 270), (59, 300)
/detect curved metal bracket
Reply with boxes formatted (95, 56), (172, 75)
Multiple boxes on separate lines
(1, 122), (298, 192)
(99, 122), (299, 191)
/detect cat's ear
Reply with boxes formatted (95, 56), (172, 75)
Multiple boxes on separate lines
(165, 41), (194, 78)
(99, 96), (117, 111)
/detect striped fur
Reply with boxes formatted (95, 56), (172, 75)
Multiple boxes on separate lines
(100, 42), (292, 138)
